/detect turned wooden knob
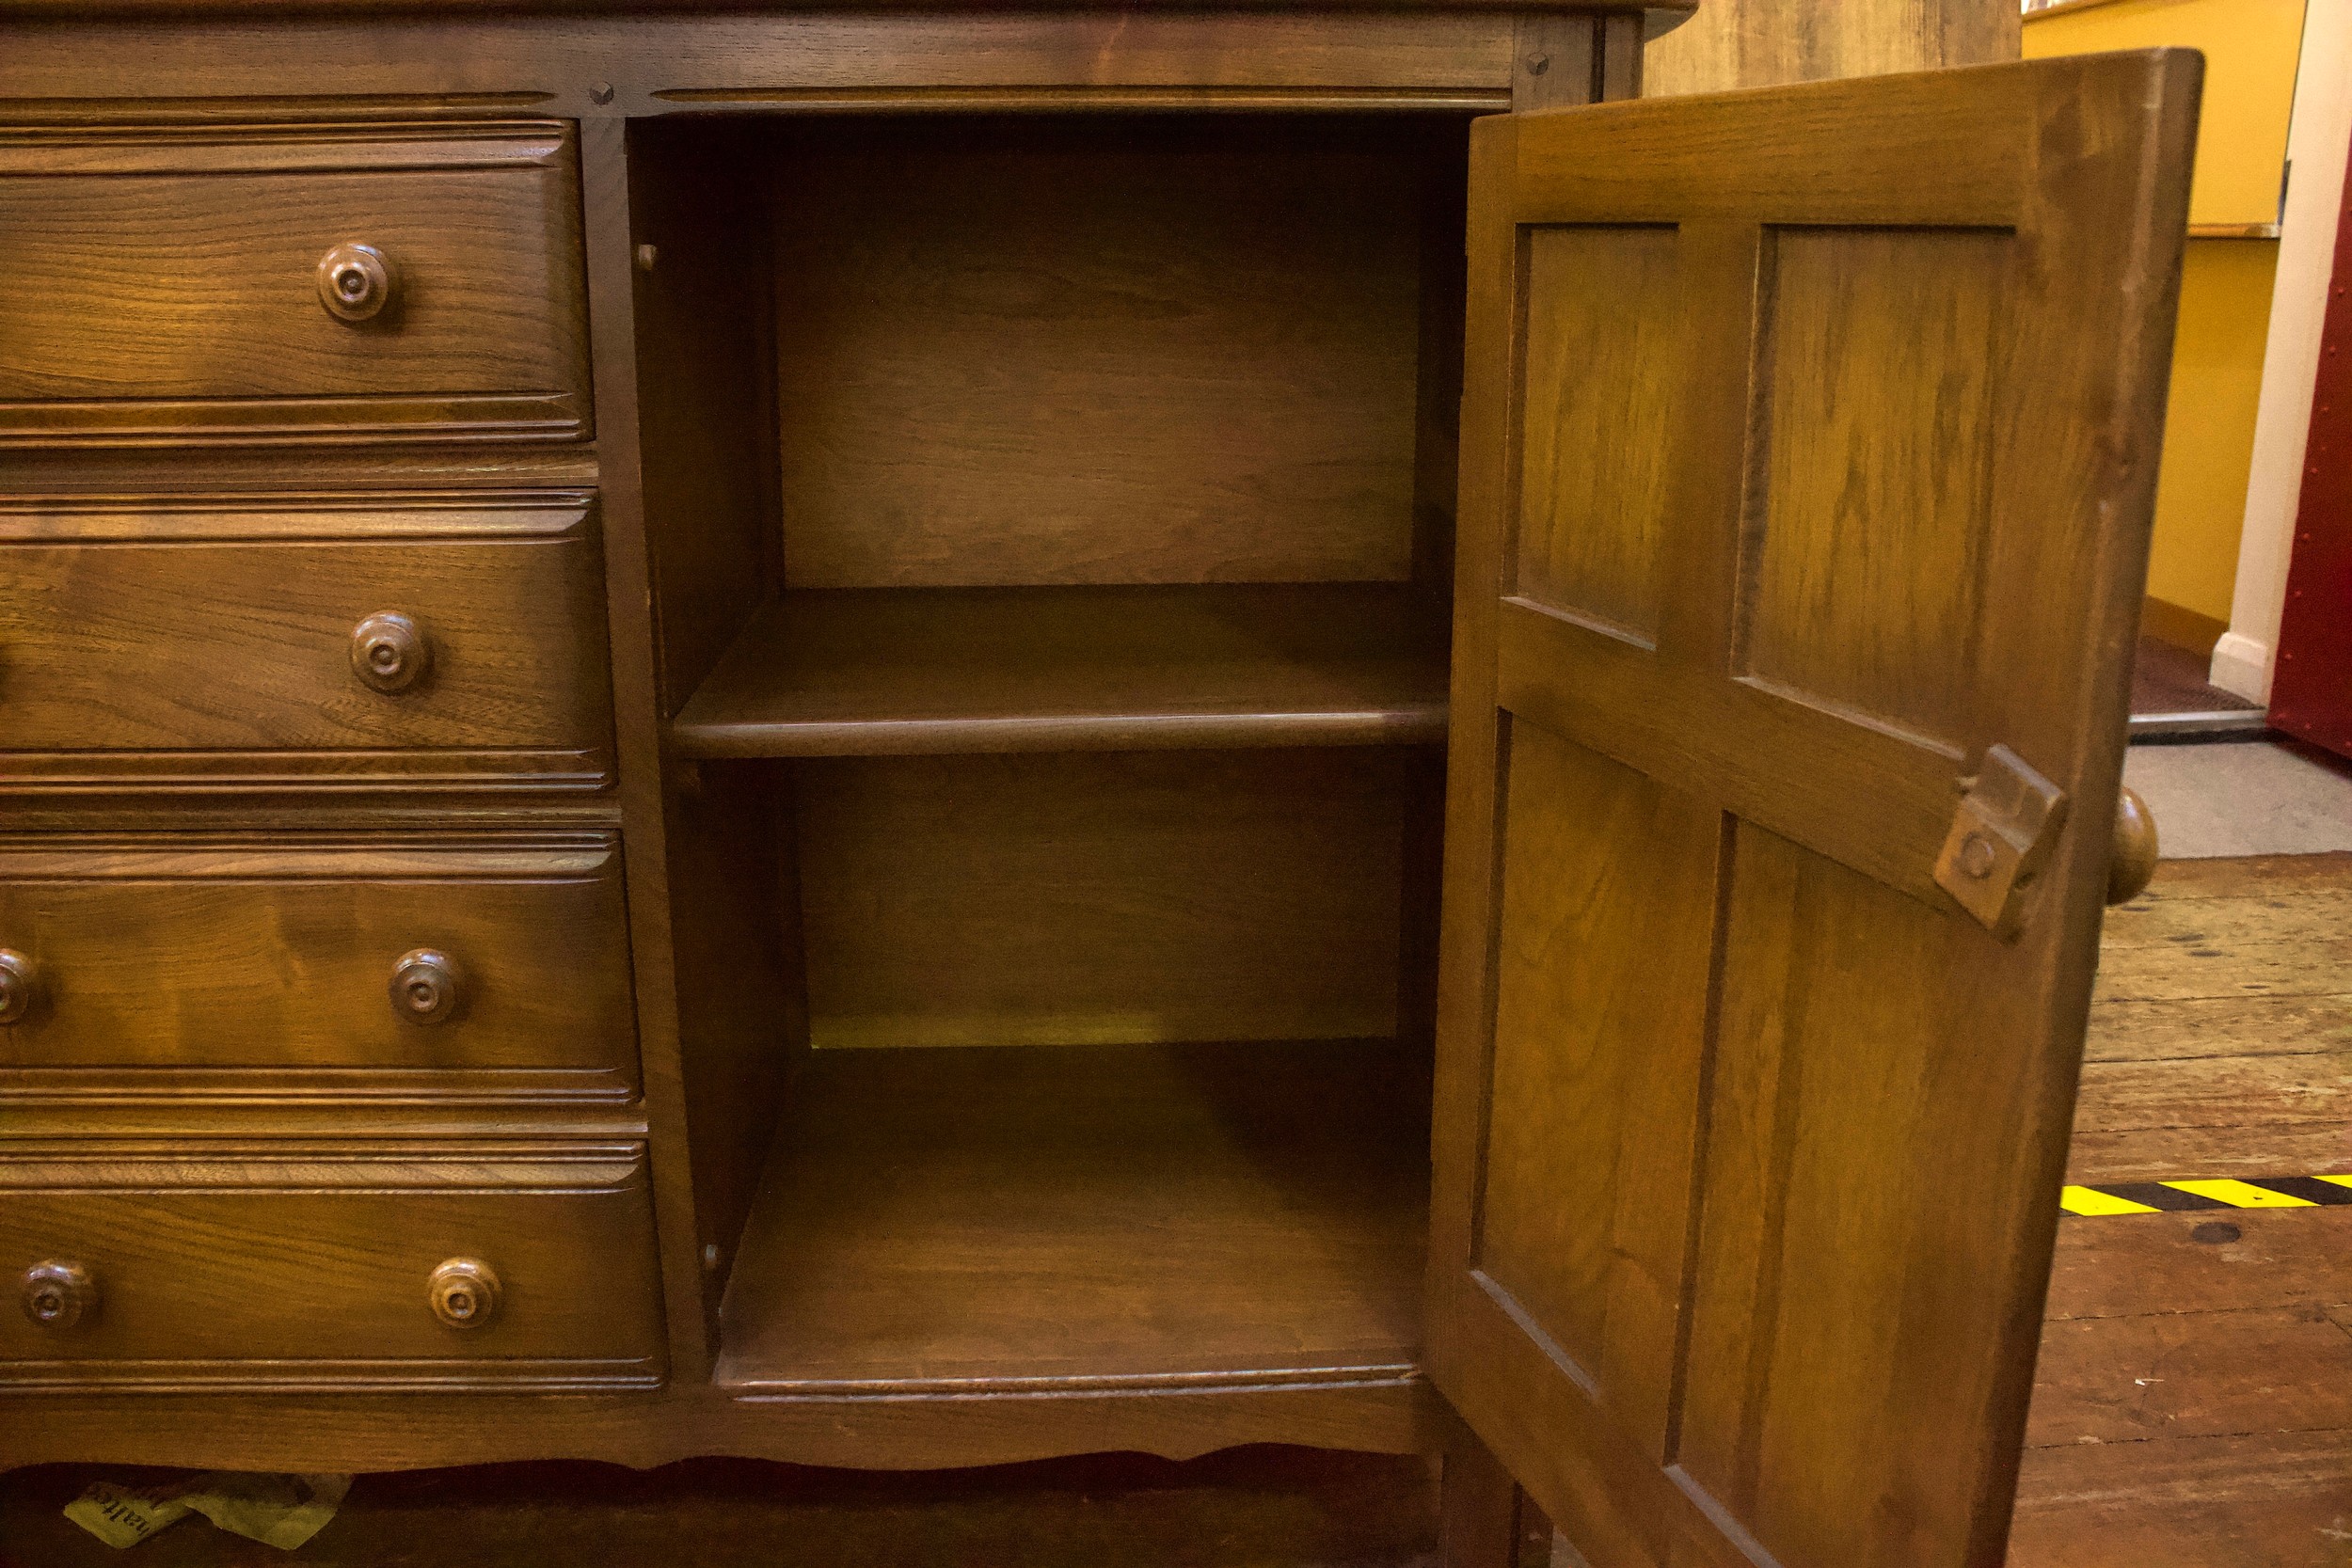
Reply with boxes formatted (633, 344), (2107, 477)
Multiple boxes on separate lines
(22, 1260), (95, 1329)
(2107, 786), (2158, 906)
(389, 949), (462, 1024)
(317, 242), (394, 323)
(351, 611), (430, 694)
(428, 1259), (500, 1329)
(0, 950), (40, 1025)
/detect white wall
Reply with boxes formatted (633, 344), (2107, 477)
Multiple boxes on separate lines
(2213, 0), (2352, 701)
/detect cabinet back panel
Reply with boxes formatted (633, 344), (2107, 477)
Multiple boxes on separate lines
(769, 118), (1439, 588)
(791, 749), (1412, 1048)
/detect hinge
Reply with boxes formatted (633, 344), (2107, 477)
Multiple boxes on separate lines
(1934, 744), (2069, 941)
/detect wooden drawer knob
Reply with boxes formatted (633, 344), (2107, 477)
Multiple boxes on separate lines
(0, 949), (39, 1025)
(22, 1260), (95, 1329)
(428, 1259), (501, 1329)
(389, 949), (462, 1024)
(2107, 786), (2159, 906)
(317, 242), (395, 323)
(350, 611), (431, 694)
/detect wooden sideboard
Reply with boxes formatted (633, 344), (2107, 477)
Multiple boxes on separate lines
(0, 8), (2196, 1565)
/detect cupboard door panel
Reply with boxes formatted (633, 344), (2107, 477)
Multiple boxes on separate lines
(1429, 54), (2200, 1568)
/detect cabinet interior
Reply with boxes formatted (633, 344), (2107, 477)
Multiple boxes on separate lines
(629, 109), (1472, 1389)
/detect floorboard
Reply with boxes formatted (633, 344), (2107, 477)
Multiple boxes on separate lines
(2013, 852), (2352, 1568)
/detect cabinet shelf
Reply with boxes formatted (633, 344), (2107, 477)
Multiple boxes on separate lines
(712, 1039), (1429, 1393)
(668, 583), (1450, 758)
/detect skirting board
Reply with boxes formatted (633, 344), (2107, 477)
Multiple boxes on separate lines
(2209, 631), (2273, 705)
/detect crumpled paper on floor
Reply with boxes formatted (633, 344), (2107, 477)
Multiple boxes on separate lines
(65, 1472), (352, 1551)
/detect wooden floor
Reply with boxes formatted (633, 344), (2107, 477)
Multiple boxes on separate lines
(2009, 851), (2352, 1566)
(3, 856), (2346, 1566)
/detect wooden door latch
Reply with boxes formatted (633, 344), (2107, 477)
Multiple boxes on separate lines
(1935, 744), (2068, 940)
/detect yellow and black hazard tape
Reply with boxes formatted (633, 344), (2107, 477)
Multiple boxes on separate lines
(2061, 1175), (2352, 1216)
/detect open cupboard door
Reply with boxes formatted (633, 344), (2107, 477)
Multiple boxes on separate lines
(1427, 52), (2200, 1568)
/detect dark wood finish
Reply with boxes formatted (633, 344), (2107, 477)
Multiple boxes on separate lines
(2107, 786), (2159, 905)
(0, 1), (2192, 1549)
(0, 122), (589, 447)
(20, 1260), (94, 1331)
(426, 1258), (502, 1330)
(0, 833), (639, 1103)
(0, 13), (1537, 123)
(765, 117), (1445, 592)
(572, 106), (736, 1379)
(671, 585), (1449, 757)
(0, 492), (613, 792)
(1438, 1425), (1527, 1568)
(0, 1142), (663, 1388)
(713, 1040), (1427, 1394)
(1427, 51), (2197, 1568)
(790, 749), (1417, 1051)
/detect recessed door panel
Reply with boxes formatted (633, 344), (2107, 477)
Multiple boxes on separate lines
(1430, 53), (2200, 1568)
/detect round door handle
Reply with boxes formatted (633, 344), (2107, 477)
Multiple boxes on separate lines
(0, 950), (40, 1025)
(350, 611), (431, 694)
(2107, 786), (2159, 906)
(428, 1259), (501, 1329)
(389, 949), (463, 1024)
(317, 242), (395, 323)
(22, 1260), (96, 1330)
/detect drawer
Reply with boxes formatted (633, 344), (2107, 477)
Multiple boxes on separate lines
(0, 121), (587, 446)
(0, 493), (612, 791)
(0, 1141), (664, 1389)
(0, 832), (639, 1102)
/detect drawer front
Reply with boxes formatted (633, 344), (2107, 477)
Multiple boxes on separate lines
(0, 121), (587, 446)
(0, 832), (638, 1102)
(0, 1142), (664, 1388)
(0, 493), (612, 791)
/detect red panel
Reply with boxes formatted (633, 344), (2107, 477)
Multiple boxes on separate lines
(2271, 140), (2352, 757)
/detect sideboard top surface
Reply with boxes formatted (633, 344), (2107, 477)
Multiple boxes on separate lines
(0, 0), (1692, 13)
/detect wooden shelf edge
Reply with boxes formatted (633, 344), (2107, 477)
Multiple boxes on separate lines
(714, 1364), (1423, 1397)
(668, 582), (1454, 759)
(672, 705), (1448, 758)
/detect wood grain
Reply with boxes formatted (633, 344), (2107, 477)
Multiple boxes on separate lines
(714, 1040), (1427, 1391)
(768, 117), (1437, 588)
(0, 832), (637, 1102)
(0, 493), (613, 789)
(790, 749), (1416, 1050)
(1473, 720), (1720, 1459)
(1645, 0), (2018, 99)
(1514, 224), (1679, 643)
(1426, 51), (2201, 1568)
(2027, 1307), (2352, 1446)
(670, 585), (1449, 757)
(2045, 1209), (2352, 1323)
(1740, 226), (2005, 749)
(0, 122), (588, 446)
(0, 1142), (663, 1388)
(2011, 1429), (2352, 1568)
